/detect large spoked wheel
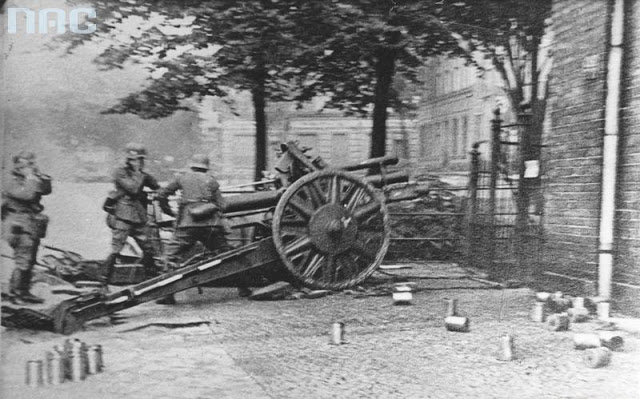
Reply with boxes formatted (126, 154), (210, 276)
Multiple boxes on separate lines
(272, 170), (390, 290)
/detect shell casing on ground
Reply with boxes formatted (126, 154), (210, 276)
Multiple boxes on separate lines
(87, 345), (103, 374)
(25, 360), (44, 387)
(598, 332), (624, 351)
(547, 313), (570, 331)
(583, 347), (611, 368)
(573, 333), (602, 350)
(392, 288), (413, 305)
(46, 350), (65, 385)
(445, 298), (458, 317)
(444, 316), (469, 332)
(330, 322), (345, 345)
(499, 334), (515, 361)
(531, 302), (546, 322)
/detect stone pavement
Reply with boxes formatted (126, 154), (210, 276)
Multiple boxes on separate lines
(2, 263), (640, 399)
(1, 300), (271, 399)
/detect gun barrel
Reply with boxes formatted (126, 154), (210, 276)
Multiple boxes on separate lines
(223, 190), (282, 214)
(364, 170), (409, 188)
(337, 155), (399, 172)
(222, 168), (406, 214)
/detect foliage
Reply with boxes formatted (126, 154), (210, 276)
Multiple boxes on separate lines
(60, 0), (552, 163)
(295, 1), (467, 157)
(63, 1), (305, 117)
(433, 0), (553, 109)
(299, 1), (465, 115)
(62, 1), (333, 179)
(61, 0), (470, 160)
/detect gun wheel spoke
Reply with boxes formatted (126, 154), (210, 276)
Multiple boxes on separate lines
(273, 170), (390, 290)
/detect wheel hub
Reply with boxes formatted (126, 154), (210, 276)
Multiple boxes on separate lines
(308, 204), (358, 255)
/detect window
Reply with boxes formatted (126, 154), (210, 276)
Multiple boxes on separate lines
(443, 120), (450, 153)
(467, 66), (477, 86)
(462, 116), (469, 155)
(452, 118), (459, 157)
(444, 71), (451, 94)
(474, 114), (483, 143)
(420, 124), (430, 158)
(394, 136), (409, 159)
(435, 122), (442, 159)
(453, 67), (460, 91)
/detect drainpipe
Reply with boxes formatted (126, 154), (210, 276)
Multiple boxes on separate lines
(598, 0), (625, 301)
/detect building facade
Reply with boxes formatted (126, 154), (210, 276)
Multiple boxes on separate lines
(414, 57), (513, 176)
(199, 95), (412, 186)
(543, 0), (639, 314)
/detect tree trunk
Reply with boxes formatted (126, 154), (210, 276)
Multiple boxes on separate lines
(252, 77), (268, 182)
(514, 40), (544, 282)
(370, 47), (396, 159)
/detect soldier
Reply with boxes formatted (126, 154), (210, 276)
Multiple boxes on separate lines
(102, 143), (163, 284)
(155, 154), (232, 304)
(1, 151), (52, 304)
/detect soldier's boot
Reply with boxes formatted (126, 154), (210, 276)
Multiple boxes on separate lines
(8, 269), (22, 303)
(155, 294), (176, 305)
(142, 253), (163, 278)
(10, 269), (44, 304)
(155, 257), (178, 305)
(237, 287), (252, 298)
(101, 253), (118, 285)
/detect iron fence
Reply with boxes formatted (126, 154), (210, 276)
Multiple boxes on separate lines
(465, 109), (544, 280)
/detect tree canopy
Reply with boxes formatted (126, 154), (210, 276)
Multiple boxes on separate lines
(62, 0), (552, 167)
(434, 0), (553, 110)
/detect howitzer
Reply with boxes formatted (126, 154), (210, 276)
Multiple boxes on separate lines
(35, 142), (430, 334)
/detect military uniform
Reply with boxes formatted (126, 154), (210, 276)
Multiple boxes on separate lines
(103, 143), (162, 283)
(1, 151), (52, 304)
(155, 154), (231, 304)
(157, 154), (229, 263)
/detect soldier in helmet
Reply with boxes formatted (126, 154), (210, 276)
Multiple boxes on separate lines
(102, 143), (163, 284)
(155, 153), (232, 304)
(2, 151), (52, 304)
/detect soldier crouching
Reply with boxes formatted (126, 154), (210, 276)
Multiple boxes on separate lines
(1, 151), (52, 304)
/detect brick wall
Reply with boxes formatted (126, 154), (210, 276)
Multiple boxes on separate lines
(616, 0), (640, 286)
(545, 0), (640, 312)
(543, 0), (609, 279)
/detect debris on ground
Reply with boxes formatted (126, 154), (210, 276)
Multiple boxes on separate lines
(248, 282), (334, 301)
(303, 290), (332, 299)
(249, 282), (294, 301)
(379, 264), (413, 270)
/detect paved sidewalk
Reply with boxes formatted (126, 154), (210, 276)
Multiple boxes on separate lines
(1, 300), (271, 399)
(2, 263), (639, 399)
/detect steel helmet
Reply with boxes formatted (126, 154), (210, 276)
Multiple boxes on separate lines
(125, 142), (147, 160)
(189, 154), (210, 170)
(13, 150), (36, 164)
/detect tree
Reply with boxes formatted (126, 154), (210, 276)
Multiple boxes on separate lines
(63, 0), (321, 181)
(62, 1), (472, 167)
(298, 1), (465, 158)
(434, 0), (553, 279)
(434, 0), (552, 145)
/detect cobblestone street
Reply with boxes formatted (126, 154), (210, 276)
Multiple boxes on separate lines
(2, 263), (639, 399)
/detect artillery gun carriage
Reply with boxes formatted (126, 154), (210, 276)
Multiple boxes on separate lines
(19, 142), (428, 334)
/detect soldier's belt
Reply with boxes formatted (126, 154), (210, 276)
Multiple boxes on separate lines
(4, 207), (35, 214)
